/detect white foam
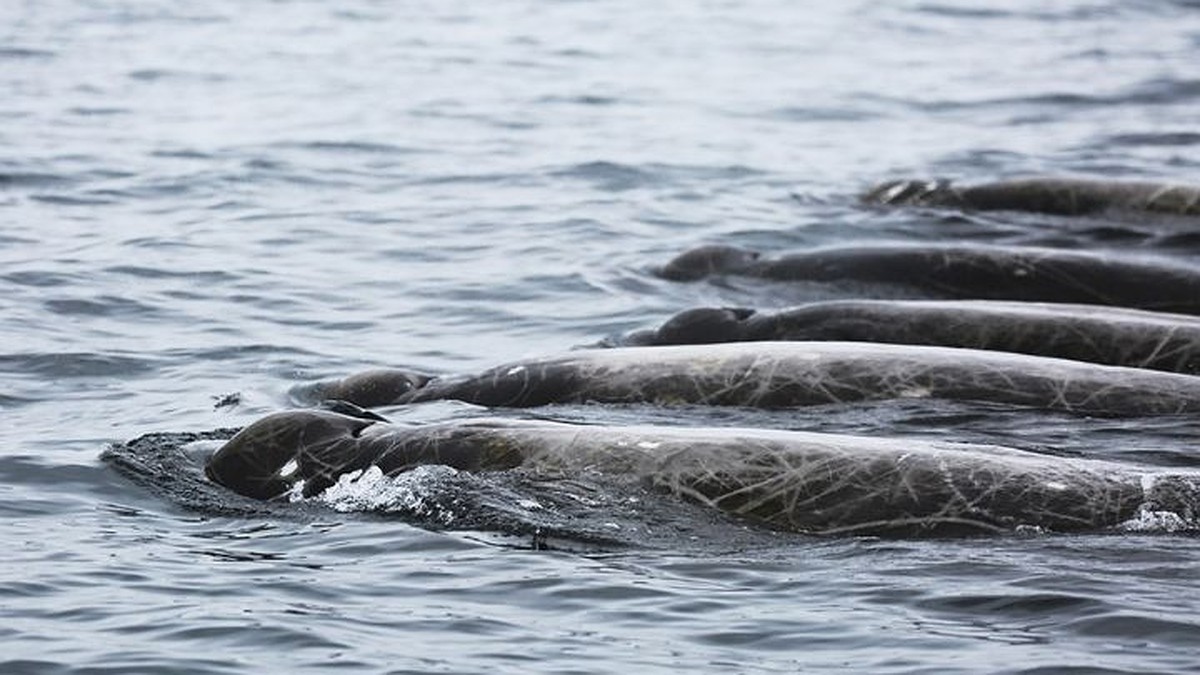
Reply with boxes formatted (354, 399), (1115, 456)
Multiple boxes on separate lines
(1117, 507), (1192, 533)
(1141, 474), (1157, 492)
(315, 465), (460, 524)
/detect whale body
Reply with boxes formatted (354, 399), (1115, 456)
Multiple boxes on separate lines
(656, 243), (1200, 315)
(862, 177), (1200, 217)
(295, 341), (1200, 417)
(205, 411), (1200, 535)
(612, 300), (1200, 374)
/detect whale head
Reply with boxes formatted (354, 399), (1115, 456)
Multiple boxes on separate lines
(652, 306), (756, 344)
(291, 368), (434, 408)
(658, 245), (761, 281)
(205, 410), (379, 500)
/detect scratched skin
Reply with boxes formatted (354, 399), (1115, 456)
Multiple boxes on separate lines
(295, 342), (1200, 417)
(204, 412), (1200, 535)
(860, 177), (1200, 217)
(655, 243), (1200, 315)
(610, 300), (1200, 374)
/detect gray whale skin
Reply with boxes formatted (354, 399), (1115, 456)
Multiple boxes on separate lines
(612, 300), (1200, 375)
(205, 411), (1200, 536)
(861, 177), (1200, 217)
(295, 341), (1200, 417)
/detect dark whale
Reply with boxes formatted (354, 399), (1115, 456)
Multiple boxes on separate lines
(611, 300), (1200, 374)
(205, 411), (1200, 535)
(656, 243), (1200, 314)
(294, 341), (1200, 417)
(862, 177), (1200, 217)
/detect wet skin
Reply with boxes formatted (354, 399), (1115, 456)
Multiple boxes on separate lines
(656, 243), (1200, 315)
(861, 177), (1200, 217)
(206, 411), (1200, 535)
(294, 341), (1200, 417)
(611, 300), (1200, 375)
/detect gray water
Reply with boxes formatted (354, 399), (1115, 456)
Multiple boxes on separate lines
(4, 0), (1200, 672)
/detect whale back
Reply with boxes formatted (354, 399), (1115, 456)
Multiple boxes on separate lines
(203, 416), (1200, 534)
(416, 342), (1200, 416)
(862, 178), (1200, 217)
(618, 300), (1200, 375)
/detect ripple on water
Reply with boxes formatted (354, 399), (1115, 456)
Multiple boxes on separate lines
(0, 47), (57, 60)
(0, 352), (159, 378)
(0, 173), (73, 189)
(43, 296), (164, 319)
(6, 0), (1200, 673)
(2, 270), (84, 288)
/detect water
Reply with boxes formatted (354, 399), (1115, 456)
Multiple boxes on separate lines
(4, 0), (1200, 672)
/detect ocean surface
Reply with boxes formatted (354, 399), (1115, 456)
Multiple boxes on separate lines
(4, 0), (1200, 672)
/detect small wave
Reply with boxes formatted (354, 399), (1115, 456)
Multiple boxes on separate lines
(66, 106), (130, 117)
(881, 77), (1200, 116)
(537, 94), (621, 106)
(914, 4), (1011, 19)
(2, 270), (81, 288)
(1102, 131), (1200, 147)
(0, 47), (55, 59)
(29, 193), (118, 206)
(0, 352), (159, 378)
(1065, 612), (1200, 646)
(127, 68), (226, 83)
(0, 456), (109, 492)
(549, 161), (659, 191)
(43, 295), (163, 318)
(284, 140), (426, 155)
(150, 148), (212, 160)
(917, 591), (1101, 617)
(104, 265), (237, 283)
(549, 161), (763, 192)
(0, 173), (72, 189)
(1124, 77), (1200, 105)
(769, 106), (881, 122)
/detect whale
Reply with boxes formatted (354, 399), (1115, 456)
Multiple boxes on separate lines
(204, 411), (1200, 535)
(861, 177), (1200, 217)
(293, 341), (1200, 417)
(610, 300), (1200, 375)
(656, 243), (1200, 315)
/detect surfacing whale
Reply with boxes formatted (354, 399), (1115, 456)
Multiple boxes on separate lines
(205, 411), (1200, 535)
(610, 300), (1200, 374)
(861, 177), (1200, 217)
(294, 341), (1200, 417)
(656, 243), (1200, 314)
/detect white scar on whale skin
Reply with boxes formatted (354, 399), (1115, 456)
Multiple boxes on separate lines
(279, 459), (299, 477)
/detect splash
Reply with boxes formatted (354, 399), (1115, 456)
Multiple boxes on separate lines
(315, 465), (463, 525)
(1117, 508), (1194, 533)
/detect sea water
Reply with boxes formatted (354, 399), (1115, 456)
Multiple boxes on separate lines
(3, 1), (1200, 672)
